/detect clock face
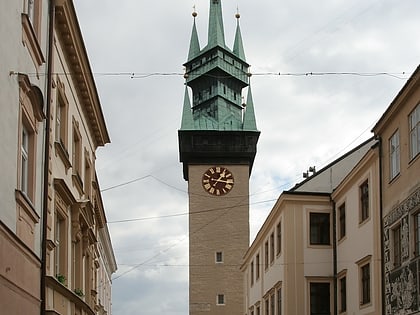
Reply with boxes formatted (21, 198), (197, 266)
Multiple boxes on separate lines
(202, 166), (234, 196)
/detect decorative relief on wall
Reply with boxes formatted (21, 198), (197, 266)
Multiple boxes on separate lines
(386, 262), (418, 314)
(384, 187), (420, 314)
(384, 188), (420, 228)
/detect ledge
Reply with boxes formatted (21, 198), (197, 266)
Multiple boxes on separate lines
(21, 14), (45, 67)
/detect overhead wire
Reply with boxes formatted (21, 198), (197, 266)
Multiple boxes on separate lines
(23, 70), (410, 80)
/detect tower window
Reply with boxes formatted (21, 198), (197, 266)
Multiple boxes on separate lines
(215, 251), (223, 263)
(217, 294), (225, 305)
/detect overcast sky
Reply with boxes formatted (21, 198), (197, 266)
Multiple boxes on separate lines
(73, 1), (419, 314)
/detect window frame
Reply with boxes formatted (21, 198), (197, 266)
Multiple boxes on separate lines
(360, 180), (369, 223)
(277, 287), (282, 315)
(360, 262), (371, 306)
(393, 224), (402, 268)
(276, 221), (282, 256)
(216, 294), (225, 306)
(215, 251), (223, 263)
(256, 253), (260, 280)
(270, 232), (275, 264)
(389, 130), (400, 180)
(338, 203), (346, 240)
(250, 260), (254, 286)
(264, 241), (269, 270)
(309, 282), (331, 315)
(339, 276), (347, 313)
(409, 103), (420, 160)
(309, 212), (330, 245)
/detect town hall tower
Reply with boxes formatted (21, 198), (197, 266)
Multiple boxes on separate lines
(178, 1), (259, 314)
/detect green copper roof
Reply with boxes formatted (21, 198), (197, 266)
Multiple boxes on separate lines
(180, 0), (258, 133)
(187, 18), (201, 61)
(243, 86), (258, 131)
(207, 0), (226, 49)
(180, 86), (194, 130)
(233, 18), (246, 61)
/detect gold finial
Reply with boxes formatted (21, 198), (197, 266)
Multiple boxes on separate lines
(192, 5), (198, 18)
(235, 6), (240, 19)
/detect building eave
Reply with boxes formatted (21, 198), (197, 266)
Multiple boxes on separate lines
(372, 64), (420, 135)
(54, 0), (110, 148)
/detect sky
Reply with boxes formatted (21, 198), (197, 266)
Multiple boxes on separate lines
(73, 1), (420, 314)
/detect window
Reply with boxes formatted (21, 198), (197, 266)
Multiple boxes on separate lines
(414, 213), (420, 256)
(277, 287), (282, 315)
(393, 225), (401, 267)
(26, 0), (41, 37)
(389, 130), (400, 180)
(72, 124), (82, 177)
(409, 104), (420, 159)
(256, 305), (260, 315)
(55, 212), (67, 278)
(84, 154), (92, 197)
(265, 298), (269, 315)
(217, 294), (225, 305)
(55, 89), (68, 147)
(360, 180), (369, 222)
(338, 203), (346, 239)
(216, 251), (223, 263)
(264, 241), (269, 270)
(361, 263), (371, 305)
(276, 222), (281, 255)
(270, 233), (275, 263)
(270, 293), (275, 315)
(256, 254), (260, 279)
(310, 283), (330, 315)
(310, 213), (330, 245)
(251, 261), (254, 285)
(21, 126), (30, 195)
(339, 277), (347, 313)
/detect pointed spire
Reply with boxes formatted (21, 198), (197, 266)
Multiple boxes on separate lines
(233, 12), (246, 61)
(207, 0), (226, 49)
(188, 9), (201, 61)
(243, 86), (258, 131)
(181, 86), (194, 130)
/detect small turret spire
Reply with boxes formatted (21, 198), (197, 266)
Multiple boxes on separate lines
(233, 9), (246, 61)
(243, 85), (258, 131)
(188, 8), (201, 61)
(181, 86), (194, 130)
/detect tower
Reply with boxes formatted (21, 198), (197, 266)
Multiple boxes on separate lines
(178, 1), (259, 314)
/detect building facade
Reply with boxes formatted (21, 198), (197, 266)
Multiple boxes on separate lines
(241, 138), (383, 315)
(44, 1), (116, 314)
(0, 0), (49, 314)
(178, 1), (259, 314)
(373, 65), (420, 314)
(0, 1), (117, 314)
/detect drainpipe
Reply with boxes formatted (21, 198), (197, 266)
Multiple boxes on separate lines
(332, 199), (337, 315)
(377, 136), (385, 315)
(41, 1), (54, 314)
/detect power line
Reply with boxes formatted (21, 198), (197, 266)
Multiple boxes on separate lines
(23, 70), (410, 80)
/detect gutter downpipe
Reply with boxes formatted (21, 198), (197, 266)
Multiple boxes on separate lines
(332, 199), (337, 315)
(377, 136), (385, 315)
(41, 1), (54, 314)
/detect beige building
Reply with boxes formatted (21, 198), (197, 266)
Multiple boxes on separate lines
(44, 1), (116, 314)
(0, 1), (117, 314)
(373, 65), (420, 314)
(0, 0), (49, 314)
(242, 138), (383, 315)
(332, 142), (382, 314)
